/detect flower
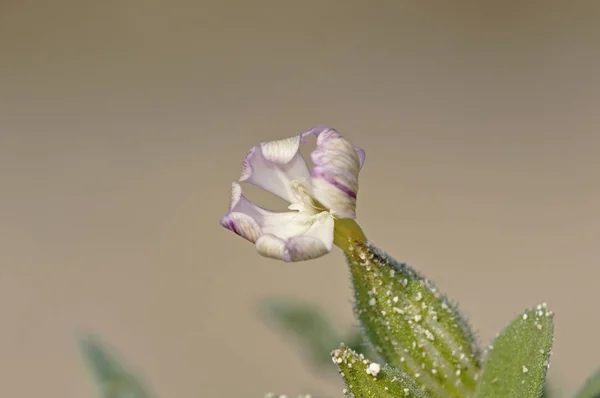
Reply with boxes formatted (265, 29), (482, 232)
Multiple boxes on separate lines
(220, 125), (366, 262)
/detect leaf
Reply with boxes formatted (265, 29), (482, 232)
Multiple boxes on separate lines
(332, 344), (428, 398)
(79, 334), (153, 398)
(260, 297), (342, 368)
(260, 297), (374, 369)
(475, 304), (554, 398)
(342, 329), (375, 360)
(345, 241), (481, 396)
(575, 367), (600, 398)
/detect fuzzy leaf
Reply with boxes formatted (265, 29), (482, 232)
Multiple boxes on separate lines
(345, 241), (481, 396)
(332, 344), (427, 398)
(574, 367), (600, 398)
(79, 334), (153, 398)
(475, 304), (554, 398)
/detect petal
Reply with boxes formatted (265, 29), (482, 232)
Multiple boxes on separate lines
(220, 183), (335, 262)
(219, 211), (262, 243)
(302, 125), (366, 169)
(219, 183), (263, 243)
(303, 211), (335, 251)
(259, 210), (316, 240)
(301, 126), (364, 219)
(258, 208), (334, 251)
(255, 213), (334, 262)
(239, 136), (311, 203)
(221, 183), (314, 241)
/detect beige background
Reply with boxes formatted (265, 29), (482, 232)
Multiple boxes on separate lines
(1, 1), (599, 397)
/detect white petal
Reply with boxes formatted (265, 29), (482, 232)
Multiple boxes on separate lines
(255, 234), (289, 260)
(286, 235), (331, 261)
(221, 183), (334, 255)
(302, 126), (363, 218)
(221, 182), (306, 243)
(303, 211), (334, 252)
(224, 183), (313, 240)
(255, 212), (334, 262)
(258, 208), (334, 249)
(239, 136), (311, 203)
(256, 234), (331, 262)
(259, 211), (316, 240)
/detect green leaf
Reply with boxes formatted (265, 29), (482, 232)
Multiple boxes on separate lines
(345, 241), (481, 397)
(259, 297), (373, 369)
(260, 297), (343, 368)
(342, 329), (375, 360)
(79, 334), (153, 398)
(332, 344), (428, 398)
(475, 304), (554, 398)
(575, 367), (600, 398)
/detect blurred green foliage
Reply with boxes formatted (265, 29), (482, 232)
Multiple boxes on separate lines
(259, 296), (374, 371)
(574, 367), (600, 398)
(79, 334), (153, 398)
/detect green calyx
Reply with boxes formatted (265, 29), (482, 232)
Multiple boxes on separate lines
(344, 241), (482, 397)
(333, 218), (367, 252)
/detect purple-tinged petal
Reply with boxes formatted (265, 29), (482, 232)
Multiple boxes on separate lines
(220, 212), (262, 243)
(301, 125), (366, 169)
(219, 182), (263, 242)
(301, 126), (363, 219)
(239, 136), (311, 203)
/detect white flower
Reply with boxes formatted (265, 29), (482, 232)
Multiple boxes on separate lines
(220, 126), (365, 262)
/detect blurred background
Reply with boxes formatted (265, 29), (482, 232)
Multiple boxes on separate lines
(1, 0), (599, 396)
